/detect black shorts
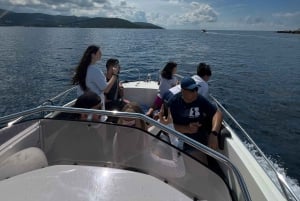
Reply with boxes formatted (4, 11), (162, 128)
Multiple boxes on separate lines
(183, 131), (209, 151)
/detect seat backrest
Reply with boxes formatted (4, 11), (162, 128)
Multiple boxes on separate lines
(0, 147), (48, 180)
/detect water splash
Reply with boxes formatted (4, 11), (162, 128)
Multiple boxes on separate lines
(245, 142), (300, 200)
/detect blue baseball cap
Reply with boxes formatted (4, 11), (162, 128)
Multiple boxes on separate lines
(181, 77), (198, 91)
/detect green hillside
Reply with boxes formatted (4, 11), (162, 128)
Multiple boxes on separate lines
(0, 8), (163, 29)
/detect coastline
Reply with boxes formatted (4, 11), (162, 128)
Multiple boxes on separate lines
(277, 29), (300, 34)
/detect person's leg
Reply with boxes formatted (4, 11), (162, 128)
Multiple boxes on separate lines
(146, 96), (161, 118)
(146, 107), (155, 117)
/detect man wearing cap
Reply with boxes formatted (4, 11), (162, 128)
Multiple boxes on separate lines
(167, 77), (222, 151)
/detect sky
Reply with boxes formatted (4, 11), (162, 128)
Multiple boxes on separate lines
(0, 0), (299, 30)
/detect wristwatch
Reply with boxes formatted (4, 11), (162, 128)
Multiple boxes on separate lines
(210, 131), (218, 136)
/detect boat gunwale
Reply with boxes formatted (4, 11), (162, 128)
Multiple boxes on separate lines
(210, 95), (299, 201)
(174, 72), (299, 201)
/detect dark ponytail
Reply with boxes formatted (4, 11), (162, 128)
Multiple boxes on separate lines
(72, 45), (100, 91)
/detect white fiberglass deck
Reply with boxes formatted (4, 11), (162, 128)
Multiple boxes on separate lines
(0, 165), (192, 201)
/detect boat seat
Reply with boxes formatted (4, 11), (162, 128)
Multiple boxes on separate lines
(0, 147), (48, 180)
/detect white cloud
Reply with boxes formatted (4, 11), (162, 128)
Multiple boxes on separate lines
(100, 1), (147, 22)
(143, 2), (218, 28)
(273, 11), (300, 18)
(1, 0), (216, 28)
(244, 16), (265, 25)
(271, 11), (300, 30)
(8, 0), (107, 8)
(167, 0), (182, 4)
(179, 2), (218, 24)
(1, 0), (300, 30)
(2, 0), (109, 16)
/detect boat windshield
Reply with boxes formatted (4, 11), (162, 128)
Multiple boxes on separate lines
(0, 107), (252, 201)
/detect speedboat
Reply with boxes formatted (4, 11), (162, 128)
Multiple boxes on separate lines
(0, 71), (298, 201)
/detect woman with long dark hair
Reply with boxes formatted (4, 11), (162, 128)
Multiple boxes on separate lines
(146, 61), (178, 118)
(72, 45), (119, 109)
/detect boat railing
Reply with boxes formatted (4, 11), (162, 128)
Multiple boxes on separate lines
(175, 71), (193, 79)
(121, 68), (142, 81)
(210, 95), (299, 201)
(4, 86), (78, 127)
(0, 105), (252, 201)
(41, 86), (77, 106)
(6, 68), (155, 127)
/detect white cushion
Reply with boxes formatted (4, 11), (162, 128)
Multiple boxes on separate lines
(0, 147), (48, 180)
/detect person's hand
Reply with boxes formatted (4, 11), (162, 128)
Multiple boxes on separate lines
(208, 134), (218, 150)
(188, 122), (201, 134)
(158, 105), (172, 125)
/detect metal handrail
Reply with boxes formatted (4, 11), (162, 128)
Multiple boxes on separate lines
(4, 86), (78, 127)
(210, 95), (299, 201)
(121, 68), (141, 81)
(122, 68), (163, 82)
(0, 105), (252, 201)
(176, 70), (193, 77)
(41, 86), (77, 106)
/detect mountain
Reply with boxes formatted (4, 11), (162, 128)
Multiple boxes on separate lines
(133, 22), (163, 29)
(0, 9), (163, 29)
(276, 28), (300, 34)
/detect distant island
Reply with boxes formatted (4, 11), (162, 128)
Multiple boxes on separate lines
(0, 8), (163, 29)
(277, 28), (300, 34)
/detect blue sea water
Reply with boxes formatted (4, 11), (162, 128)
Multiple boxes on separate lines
(0, 27), (299, 192)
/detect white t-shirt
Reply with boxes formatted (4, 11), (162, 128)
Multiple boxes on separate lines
(192, 75), (209, 98)
(159, 76), (178, 97)
(169, 85), (181, 95)
(166, 75), (209, 99)
(77, 64), (107, 108)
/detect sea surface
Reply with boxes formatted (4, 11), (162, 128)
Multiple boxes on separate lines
(0, 27), (299, 195)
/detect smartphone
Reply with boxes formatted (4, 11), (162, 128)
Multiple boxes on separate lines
(162, 102), (168, 118)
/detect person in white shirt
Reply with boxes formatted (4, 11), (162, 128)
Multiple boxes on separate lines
(72, 45), (119, 109)
(192, 62), (212, 99)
